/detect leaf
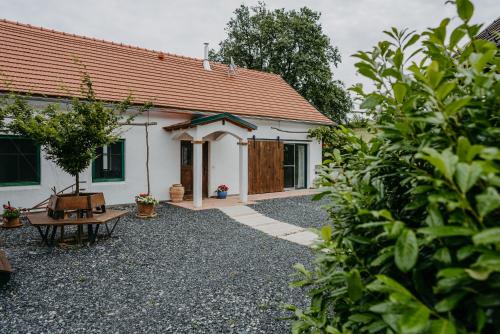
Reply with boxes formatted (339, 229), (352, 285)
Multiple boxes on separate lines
(436, 81), (456, 101)
(455, 162), (481, 193)
(347, 269), (363, 301)
(449, 26), (467, 49)
(443, 97), (471, 115)
(403, 33), (420, 50)
(473, 227), (500, 245)
(419, 147), (458, 181)
(475, 187), (500, 219)
(393, 83), (407, 103)
(433, 247), (452, 264)
(456, 0), (474, 22)
(321, 225), (332, 242)
(456, 136), (470, 162)
(469, 50), (496, 74)
(418, 226), (475, 237)
(435, 292), (466, 312)
(465, 267), (492, 281)
(395, 229), (418, 272)
(360, 95), (381, 109)
(399, 305), (430, 334)
(430, 319), (457, 334)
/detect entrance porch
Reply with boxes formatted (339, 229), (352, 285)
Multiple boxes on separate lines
(164, 113), (257, 209)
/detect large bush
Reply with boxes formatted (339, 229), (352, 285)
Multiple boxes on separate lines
(289, 1), (499, 333)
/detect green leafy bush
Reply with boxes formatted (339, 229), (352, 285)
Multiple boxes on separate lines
(289, 1), (500, 333)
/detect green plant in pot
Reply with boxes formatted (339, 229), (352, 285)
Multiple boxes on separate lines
(288, 0), (500, 333)
(135, 193), (159, 218)
(2, 202), (22, 228)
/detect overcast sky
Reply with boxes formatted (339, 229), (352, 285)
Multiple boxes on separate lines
(1, 0), (498, 93)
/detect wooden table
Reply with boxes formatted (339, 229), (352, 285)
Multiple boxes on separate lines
(26, 210), (127, 246)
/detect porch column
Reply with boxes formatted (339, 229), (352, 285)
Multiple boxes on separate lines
(239, 140), (248, 203)
(192, 139), (203, 208)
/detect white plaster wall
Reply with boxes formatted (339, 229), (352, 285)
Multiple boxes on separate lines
(0, 111), (323, 208)
(209, 118), (322, 196)
(0, 111), (190, 208)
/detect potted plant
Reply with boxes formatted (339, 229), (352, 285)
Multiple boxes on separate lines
(216, 184), (229, 199)
(1, 202), (22, 228)
(135, 193), (159, 218)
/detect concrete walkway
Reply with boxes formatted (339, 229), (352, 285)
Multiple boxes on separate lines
(219, 205), (318, 247)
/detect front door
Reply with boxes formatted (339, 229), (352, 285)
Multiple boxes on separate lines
(284, 143), (307, 189)
(180, 141), (208, 198)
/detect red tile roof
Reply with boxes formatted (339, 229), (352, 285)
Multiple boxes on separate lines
(0, 19), (332, 124)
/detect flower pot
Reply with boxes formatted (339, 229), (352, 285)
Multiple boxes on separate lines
(2, 217), (22, 228)
(217, 191), (228, 199)
(169, 184), (185, 202)
(136, 201), (155, 217)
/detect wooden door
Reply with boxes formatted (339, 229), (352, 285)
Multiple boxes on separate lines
(248, 140), (284, 194)
(180, 141), (208, 198)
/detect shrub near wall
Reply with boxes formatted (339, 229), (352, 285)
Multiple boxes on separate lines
(289, 1), (500, 333)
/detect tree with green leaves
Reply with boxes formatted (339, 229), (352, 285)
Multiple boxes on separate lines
(289, 0), (500, 333)
(210, 2), (352, 124)
(4, 74), (150, 194)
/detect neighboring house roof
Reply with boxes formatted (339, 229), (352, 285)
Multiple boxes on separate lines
(476, 17), (500, 47)
(0, 19), (332, 124)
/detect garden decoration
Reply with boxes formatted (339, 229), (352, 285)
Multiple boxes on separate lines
(216, 184), (229, 199)
(135, 193), (159, 218)
(169, 184), (185, 202)
(1, 202), (22, 228)
(289, 0), (500, 333)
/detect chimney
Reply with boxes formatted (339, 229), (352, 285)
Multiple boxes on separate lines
(203, 42), (211, 71)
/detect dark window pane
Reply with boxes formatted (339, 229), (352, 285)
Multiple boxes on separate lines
(284, 166), (294, 188)
(93, 141), (124, 181)
(284, 144), (294, 165)
(181, 141), (192, 166)
(0, 137), (39, 184)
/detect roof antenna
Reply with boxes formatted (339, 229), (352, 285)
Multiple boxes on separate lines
(228, 57), (237, 77)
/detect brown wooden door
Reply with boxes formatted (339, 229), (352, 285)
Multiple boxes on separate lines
(248, 140), (284, 194)
(180, 141), (209, 198)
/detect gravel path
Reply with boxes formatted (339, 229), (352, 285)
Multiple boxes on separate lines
(0, 203), (313, 334)
(250, 195), (331, 230)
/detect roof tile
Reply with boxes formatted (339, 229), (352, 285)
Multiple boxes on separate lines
(0, 19), (332, 124)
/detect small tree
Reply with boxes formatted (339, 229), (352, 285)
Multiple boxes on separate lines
(6, 74), (149, 195)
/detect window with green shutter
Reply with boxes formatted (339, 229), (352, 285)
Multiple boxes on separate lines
(0, 136), (40, 186)
(92, 140), (125, 182)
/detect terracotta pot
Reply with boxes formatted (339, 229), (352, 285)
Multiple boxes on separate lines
(2, 217), (22, 228)
(136, 202), (155, 217)
(169, 184), (185, 203)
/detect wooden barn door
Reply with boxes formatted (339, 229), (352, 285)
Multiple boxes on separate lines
(248, 140), (284, 194)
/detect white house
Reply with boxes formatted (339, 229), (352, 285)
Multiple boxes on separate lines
(0, 19), (331, 209)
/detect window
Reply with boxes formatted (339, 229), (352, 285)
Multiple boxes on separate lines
(92, 140), (125, 182)
(0, 136), (40, 186)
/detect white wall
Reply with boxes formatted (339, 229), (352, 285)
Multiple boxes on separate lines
(209, 118), (322, 196)
(0, 110), (323, 208)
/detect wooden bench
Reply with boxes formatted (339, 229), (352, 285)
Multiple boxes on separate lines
(0, 249), (12, 285)
(26, 209), (127, 246)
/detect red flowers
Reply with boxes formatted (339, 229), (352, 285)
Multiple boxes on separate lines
(2, 201), (20, 219)
(217, 184), (229, 192)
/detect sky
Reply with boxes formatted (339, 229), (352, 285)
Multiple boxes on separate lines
(1, 0), (498, 94)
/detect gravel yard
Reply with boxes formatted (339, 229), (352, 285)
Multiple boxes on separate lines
(250, 195), (331, 230)
(0, 203), (314, 334)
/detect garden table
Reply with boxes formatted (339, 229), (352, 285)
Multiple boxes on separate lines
(26, 210), (127, 246)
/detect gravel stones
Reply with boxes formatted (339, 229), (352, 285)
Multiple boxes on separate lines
(0, 203), (314, 333)
(250, 195), (331, 230)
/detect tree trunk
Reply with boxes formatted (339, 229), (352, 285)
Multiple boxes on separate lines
(75, 173), (80, 195)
